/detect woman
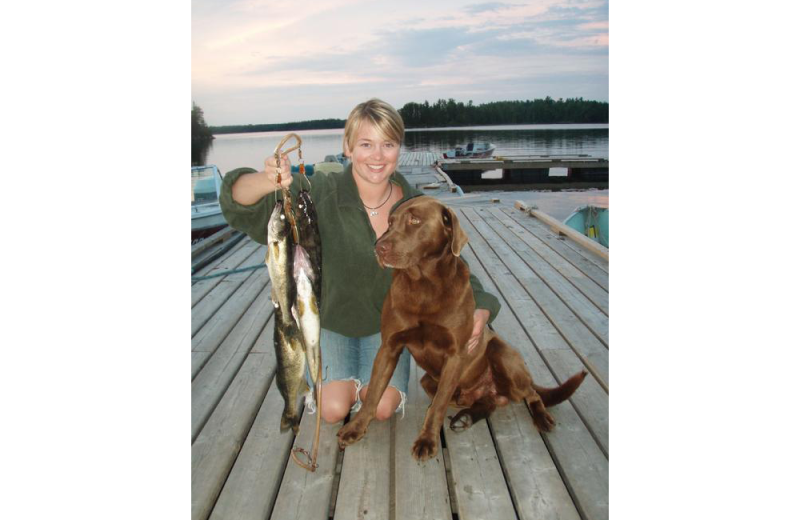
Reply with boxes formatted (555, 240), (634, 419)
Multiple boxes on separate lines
(220, 98), (500, 423)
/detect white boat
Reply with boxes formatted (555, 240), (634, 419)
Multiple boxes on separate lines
(442, 142), (496, 159)
(192, 165), (226, 235)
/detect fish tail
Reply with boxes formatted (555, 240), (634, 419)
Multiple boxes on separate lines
(279, 379), (310, 434)
(280, 407), (301, 434)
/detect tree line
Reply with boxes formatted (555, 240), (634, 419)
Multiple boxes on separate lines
(398, 97), (608, 127)
(209, 118), (346, 135)
(192, 102), (214, 142)
(193, 97), (609, 143)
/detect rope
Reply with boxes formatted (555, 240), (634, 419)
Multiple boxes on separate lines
(191, 263), (265, 281)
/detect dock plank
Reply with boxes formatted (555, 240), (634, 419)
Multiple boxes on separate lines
(271, 412), (342, 520)
(191, 305), (273, 441)
(334, 419), (391, 520)
(395, 361), (451, 520)
(444, 408), (518, 520)
(486, 207), (609, 315)
(502, 208), (608, 287)
(191, 352), (277, 520)
(208, 377), (295, 520)
(192, 232), (250, 281)
(192, 239), (263, 305)
(459, 224), (609, 455)
(490, 403), (582, 520)
(463, 208), (610, 384)
(191, 270), (269, 354)
(460, 244), (609, 520)
(191, 245), (269, 336)
(465, 207), (609, 347)
(190, 198), (609, 520)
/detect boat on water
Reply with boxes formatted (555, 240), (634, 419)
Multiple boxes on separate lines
(191, 161), (336, 237)
(192, 165), (226, 238)
(564, 205), (609, 247)
(442, 142), (496, 159)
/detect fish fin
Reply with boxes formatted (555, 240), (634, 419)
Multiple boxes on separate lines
(291, 304), (300, 327)
(304, 389), (317, 414)
(290, 334), (305, 354)
(270, 285), (282, 311)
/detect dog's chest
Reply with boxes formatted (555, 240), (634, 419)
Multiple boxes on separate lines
(396, 290), (446, 316)
(391, 273), (470, 317)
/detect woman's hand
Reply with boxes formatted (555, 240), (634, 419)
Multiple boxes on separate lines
(231, 153), (293, 205)
(263, 153), (293, 190)
(466, 308), (490, 354)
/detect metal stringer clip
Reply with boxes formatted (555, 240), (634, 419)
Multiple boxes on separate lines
(271, 132), (303, 243)
(289, 353), (323, 472)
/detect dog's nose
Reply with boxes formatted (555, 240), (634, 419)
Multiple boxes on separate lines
(375, 241), (391, 257)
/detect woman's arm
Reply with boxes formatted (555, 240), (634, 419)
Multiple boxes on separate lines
(219, 155), (298, 245)
(231, 155), (292, 205)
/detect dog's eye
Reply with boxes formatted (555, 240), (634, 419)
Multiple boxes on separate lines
(409, 216), (420, 225)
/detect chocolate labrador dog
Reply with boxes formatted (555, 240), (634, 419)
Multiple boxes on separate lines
(336, 196), (587, 461)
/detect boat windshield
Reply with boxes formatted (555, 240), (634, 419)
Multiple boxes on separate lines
(192, 166), (221, 207)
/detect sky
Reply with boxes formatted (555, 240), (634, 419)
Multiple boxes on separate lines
(192, 0), (608, 126)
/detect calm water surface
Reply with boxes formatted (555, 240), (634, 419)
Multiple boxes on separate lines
(204, 124), (609, 220)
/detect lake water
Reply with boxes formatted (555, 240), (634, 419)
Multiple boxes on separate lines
(204, 124), (609, 220)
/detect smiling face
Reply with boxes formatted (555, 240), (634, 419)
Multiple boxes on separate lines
(344, 121), (400, 187)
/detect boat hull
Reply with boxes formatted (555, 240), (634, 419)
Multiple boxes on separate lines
(564, 205), (609, 247)
(192, 205), (227, 241)
(442, 142), (496, 159)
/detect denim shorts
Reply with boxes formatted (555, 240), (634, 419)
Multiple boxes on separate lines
(305, 328), (410, 415)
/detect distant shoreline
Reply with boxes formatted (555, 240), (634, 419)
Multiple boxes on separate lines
(211, 121), (609, 136)
(210, 98), (609, 135)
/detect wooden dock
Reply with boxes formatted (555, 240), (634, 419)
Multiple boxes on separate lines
(438, 155), (609, 171)
(191, 196), (609, 520)
(438, 155), (609, 186)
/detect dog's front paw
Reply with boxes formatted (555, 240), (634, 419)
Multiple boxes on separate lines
(337, 420), (367, 449)
(411, 433), (439, 461)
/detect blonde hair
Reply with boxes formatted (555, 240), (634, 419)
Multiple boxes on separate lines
(343, 98), (405, 155)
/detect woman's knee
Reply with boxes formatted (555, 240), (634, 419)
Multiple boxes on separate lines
(362, 385), (401, 421)
(375, 400), (396, 421)
(321, 399), (350, 423)
(320, 381), (357, 423)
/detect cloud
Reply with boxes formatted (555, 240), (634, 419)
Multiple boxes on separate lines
(192, 0), (608, 124)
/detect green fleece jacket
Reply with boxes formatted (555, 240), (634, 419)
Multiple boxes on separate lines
(219, 164), (501, 337)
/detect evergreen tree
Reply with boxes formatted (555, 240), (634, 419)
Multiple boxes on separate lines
(192, 102), (214, 165)
(398, 97), (608, 127)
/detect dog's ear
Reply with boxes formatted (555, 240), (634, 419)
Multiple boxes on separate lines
(442, 206), (468, 256)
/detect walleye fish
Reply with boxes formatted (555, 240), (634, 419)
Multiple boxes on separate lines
(293, 190), (323, 387)
(295, 190), (322, 299)
(266, 200), (308, 434)
(292, 245), (320, 387)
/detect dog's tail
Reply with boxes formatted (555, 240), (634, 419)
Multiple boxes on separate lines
(534, 370), (588, 407)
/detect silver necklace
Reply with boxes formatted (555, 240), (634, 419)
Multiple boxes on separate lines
(363, 183), (393, 217)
